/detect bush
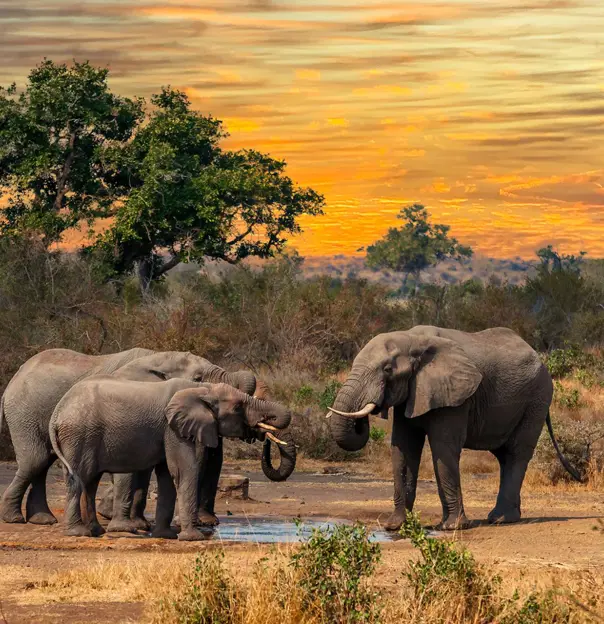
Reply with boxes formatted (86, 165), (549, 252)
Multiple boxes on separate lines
(553, 381), (582, 410)
(291, 521), (382, 623)
(369, 426), (386, 444)
(534, 418), (604, 484)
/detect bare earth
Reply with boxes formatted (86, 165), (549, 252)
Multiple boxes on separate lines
(1, 459), (603, 623)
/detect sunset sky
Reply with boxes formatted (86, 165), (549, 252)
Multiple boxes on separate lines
(1, 0), (603, 259)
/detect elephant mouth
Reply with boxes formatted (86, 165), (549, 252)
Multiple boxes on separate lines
(255, 422), (289, 446)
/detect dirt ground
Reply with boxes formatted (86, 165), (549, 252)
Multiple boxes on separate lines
(1, 458), (603, 623)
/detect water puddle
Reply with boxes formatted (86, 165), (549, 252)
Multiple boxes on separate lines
(204, 517), (443, 543)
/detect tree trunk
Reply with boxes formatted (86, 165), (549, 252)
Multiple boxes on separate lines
(137, 257), (153, 295)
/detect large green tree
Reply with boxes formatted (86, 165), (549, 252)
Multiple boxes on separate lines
(0, 60), (143, 245)
(88, 87), (325, 290)
(365, 204), (473, 294)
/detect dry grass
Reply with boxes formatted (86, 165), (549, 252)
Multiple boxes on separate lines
(19, 546), (604, 624)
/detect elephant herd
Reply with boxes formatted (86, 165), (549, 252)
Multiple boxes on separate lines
(0, 326), (581, 540)
(0, 348), (295, 541)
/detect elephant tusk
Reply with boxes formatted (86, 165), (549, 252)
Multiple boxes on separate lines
(256, 422), (279, 432)
(327, 403), (377, 419)
(266, 432), (289, 446)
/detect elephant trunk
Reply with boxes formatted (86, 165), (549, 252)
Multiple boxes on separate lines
(226, 370), (257, 397)
(245, 396), (292, 430)
(261, 430), (296, 482)
(328, 372), (380, 452)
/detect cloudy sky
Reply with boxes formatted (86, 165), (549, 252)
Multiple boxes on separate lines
(1, 0), (603, 258)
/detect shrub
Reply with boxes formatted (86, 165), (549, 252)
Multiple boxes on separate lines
(553, 381), (582, 410)
(543, 346), (596, 379)
(534, 418), (604, 484)
(369, 426), (386, 444)
(291, 521), (382, 623)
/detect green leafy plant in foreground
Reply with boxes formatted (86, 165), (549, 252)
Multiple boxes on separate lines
(291, 520), (382, 623)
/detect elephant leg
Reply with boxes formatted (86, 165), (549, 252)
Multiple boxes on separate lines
(83, 474), (105, 537)
(427, 409), (470, 530)
(167, 443), (209, 542)
(152, 462), (178, 539)
(63, 473), (91, 537)
(107, 473), (139, 534)
(25, 456), (58, 525)
(385, 413), (425, 531)
(97, 478), (114, 521)
(197, 438), (222, 526)
(130, 468), (153, 530)
(0, 438), (55, 524)
(488, 406), (545, 524)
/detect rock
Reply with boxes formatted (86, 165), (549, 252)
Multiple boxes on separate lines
(218, 474), (250, 500)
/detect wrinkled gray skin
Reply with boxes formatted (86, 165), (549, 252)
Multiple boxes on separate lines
(50, 379), (292, 541)
(328, 326), (576, 531)
(0, 348), (257, 528)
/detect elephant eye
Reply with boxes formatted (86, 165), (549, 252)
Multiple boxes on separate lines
(383, 364), (393, 375)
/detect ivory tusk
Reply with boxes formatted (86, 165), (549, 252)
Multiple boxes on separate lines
(266, 432), (288, 446)
(327, 403), (377, 419)
(256, 422), (279, 432)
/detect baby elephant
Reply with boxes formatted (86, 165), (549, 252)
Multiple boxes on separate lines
(49, 377), (292, 541)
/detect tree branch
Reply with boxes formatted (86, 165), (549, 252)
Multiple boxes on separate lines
(53, 130), (77, 213)
(226, 223), (254, 246)
(156, 254), (182, 276)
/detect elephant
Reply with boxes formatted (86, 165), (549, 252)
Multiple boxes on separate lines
(0, 348), (259, 527)
(327, 325), (581, 531)
(49, 379), (292, 540)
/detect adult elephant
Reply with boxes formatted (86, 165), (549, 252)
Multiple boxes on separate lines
(327, 326), (581, 531)
(50, 379), (292, 540)
(0, 348), (260, 526)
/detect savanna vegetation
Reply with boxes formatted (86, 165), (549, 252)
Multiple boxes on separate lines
(1, 60), (603, 623)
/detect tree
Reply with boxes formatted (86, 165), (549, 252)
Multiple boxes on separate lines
(87, 88), (325, 291)
(536, 245), (586, 276)
(365, 204), (473, 294)
(0, 59), (143, 246)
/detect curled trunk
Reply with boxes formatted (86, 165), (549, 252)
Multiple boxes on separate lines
(261, 430), (296, 481)
(225, 370), (257, 396)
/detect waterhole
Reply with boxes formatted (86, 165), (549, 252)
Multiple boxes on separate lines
(203, 516), (443, 543)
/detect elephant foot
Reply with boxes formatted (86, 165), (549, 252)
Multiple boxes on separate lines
(106, 518), (139, 534)
(438, 514), (472, 531)
(151, 526), (179, 540)
(27, 511), (58, 526)
(198, 510), (219, 527)
(0, 505), (26, 524)
(65, 524), (93, 538)
(178, 527), (213, 542)
(488, 507), (521, 525)
(90, 522), (106, 537)
(129, 516), (151, 532)
(384, 510), (406, 532)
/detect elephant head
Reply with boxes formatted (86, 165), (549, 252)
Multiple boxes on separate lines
(113, 352), (257, 396)
(166, 383), (296, 480)
(328, 331), (482, 451)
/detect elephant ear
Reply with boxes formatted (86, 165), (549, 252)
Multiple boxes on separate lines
(165, 388), (219, 448)
(405, 337), (482, 419)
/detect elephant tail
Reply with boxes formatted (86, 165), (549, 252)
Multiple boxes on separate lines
(545, 412), (585, 483)
(49, 418), (76, 479)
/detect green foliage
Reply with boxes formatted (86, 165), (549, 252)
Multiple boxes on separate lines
(543, 346), (591, 378)
(291, 521), (382, 623)
(0, 59), (143, 245)
(553, 381), (582, 410)
(536, 245), (586, 276)
(369, 426), (386, 443)
(87, 86), (324, 289)
(401, 513), (499, 605)
(293, 384), (315, 405)
(171, 551), (234, 624)
(366, 204), (472, 292)
(318, 380), (343, 412)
